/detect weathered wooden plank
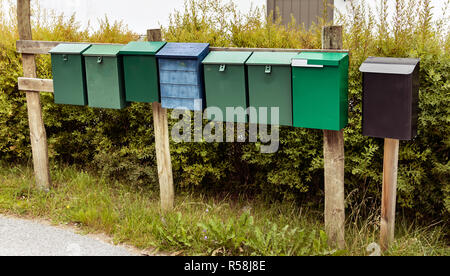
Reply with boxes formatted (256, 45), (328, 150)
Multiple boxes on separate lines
(148, 29), (175, 212)
(210, 47), (348, 53)
(147, 29), (162, 42)
(18, 77), (54, 93)
(16, 40), (125, 55)
(380, 138), (399, 251)
(16, 40), (349, 55)
(17, 0), (51, 191)
(322, 25), (345, 249)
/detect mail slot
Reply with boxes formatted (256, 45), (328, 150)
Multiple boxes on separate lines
(49, 43), (91, 106)
(203, 51), (253, 123)
(119, 41), (166, 103)
(246, 52), (298, 126)
(156, 43), (210, 111)
(83, 45), (126, 109)
(292, 52), (349, 131)
(360, 57), (420, 140)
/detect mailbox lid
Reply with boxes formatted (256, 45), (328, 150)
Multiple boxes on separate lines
(202, 51), (253, 65)
(83, 45), (124, 57)
(119, 41), (166, 56)
(49, 43), (91, 55)
(156, 42), (210, 59)
(246, 52), (298, 66)
(359, 57), (420, 75)
(292, 52), (348, 67)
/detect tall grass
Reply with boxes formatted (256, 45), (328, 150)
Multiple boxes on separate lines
(0, 163), (448, 256)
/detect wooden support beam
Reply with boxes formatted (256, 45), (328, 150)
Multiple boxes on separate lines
(18, 77), (54, 93)
(16, 40), (349, 56)
(148, 29), (175, 212)
(17, 0), (51, 191)
(322, 25), (345, 249)
(16, 40), (125, 55)
(380, 138), (399, 251)
(210, 47), (349, 53)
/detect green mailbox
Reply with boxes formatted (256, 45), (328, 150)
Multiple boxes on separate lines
(246, 52), (298, 126)
(119, 41), (166, 103)
(203, 51), (253, 123)
(292, 52), (349, 131)
(83, 45), (126, 109)
(49, 43), (91, 106)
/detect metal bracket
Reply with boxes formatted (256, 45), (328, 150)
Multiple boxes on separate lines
(97, 56), (103, 64)
(62, 55), (68, 62)
(219, 64), (226, 72)
(265, 65), (272, 74)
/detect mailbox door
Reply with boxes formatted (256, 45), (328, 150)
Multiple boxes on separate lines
(51, 54), (87, 106)
(85, 56), (126, 109)
(204, 64), (248, 123)
(362, 73), (412, 140)
(247, 65), (293, 126)
(123, 55), (159, 103)
(292, 64), (348, 131)
(158, 58), (204, 111)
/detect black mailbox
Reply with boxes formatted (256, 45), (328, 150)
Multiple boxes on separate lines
(359, 57), (420, 140)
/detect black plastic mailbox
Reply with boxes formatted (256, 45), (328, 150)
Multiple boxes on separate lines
(359, 57), (420, 140)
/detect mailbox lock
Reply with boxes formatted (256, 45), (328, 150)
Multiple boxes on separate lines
(265, 65), (272, 74)
(97, 56), (103, 64)
(62, 55), (68, 62)
(219, 65), (226, 72)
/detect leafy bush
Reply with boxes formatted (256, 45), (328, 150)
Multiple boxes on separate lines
(0, 0), (448, 223)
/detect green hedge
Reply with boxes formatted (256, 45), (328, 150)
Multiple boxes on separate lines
(0, 0), (448, 222)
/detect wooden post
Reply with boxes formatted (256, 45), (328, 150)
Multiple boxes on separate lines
(17, 0), (51, 190)
(380, 138), (399, 251)
(148, 29), (174, 211)
(322, 26), (345, 249)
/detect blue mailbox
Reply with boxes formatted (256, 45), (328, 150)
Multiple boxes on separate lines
(155, 42), (210, 111)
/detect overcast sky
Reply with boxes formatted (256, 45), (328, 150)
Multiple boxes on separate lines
(36, 0), (266, 34)
(10, 0), (449, 35)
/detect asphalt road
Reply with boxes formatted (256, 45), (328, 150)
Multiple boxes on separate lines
(0, 215), (137, 256)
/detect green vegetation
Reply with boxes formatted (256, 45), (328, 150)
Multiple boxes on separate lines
(0, 164), (448, 256)
(0, 0), (449, 255)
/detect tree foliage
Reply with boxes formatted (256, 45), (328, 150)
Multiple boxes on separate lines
(0, 0), (448, 222)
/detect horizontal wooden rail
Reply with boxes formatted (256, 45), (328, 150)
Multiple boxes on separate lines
(17, 40), (349, 55)
(210, 47), (348, 53)
(18, 77), (54, 93)
(16, 40), (126, 55)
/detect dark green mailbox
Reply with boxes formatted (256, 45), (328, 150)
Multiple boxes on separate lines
(292, 52), (349, 131)
(49, 43), (91, 106)
(83, 45), (126, 109)
(119, 41), (166, 103)
(246, 52), (298, 126)
(203, 51), (253, 123)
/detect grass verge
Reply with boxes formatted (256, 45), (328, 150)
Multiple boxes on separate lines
(0, 164), (448, 256)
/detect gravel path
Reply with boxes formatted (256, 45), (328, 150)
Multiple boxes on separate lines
(0, 215), (137, 256)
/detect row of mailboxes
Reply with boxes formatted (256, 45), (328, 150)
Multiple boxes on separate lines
(203, 51), (349, 130)
(50, 42), (209, 110)
(50, 42), (349, 130)
(49, 42), (420, 137)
